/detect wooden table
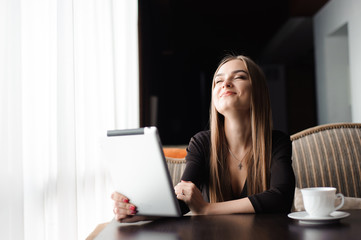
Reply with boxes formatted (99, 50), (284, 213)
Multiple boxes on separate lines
(89, 210), (361, 240)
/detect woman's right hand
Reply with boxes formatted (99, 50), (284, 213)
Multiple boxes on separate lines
(111, 191), (141, 222)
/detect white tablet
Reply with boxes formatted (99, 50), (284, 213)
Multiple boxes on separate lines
(102, 127), (181, 217)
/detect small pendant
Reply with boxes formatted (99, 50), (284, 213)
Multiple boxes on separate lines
(238, 163), (242, 169)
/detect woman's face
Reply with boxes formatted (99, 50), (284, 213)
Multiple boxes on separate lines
(212, 59), (252, 116)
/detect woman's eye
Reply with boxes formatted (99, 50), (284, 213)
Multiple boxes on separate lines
(235, 75), (247, 80)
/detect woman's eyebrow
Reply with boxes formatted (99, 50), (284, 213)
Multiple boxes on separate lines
(232, 70), (248, 75)
(215, 69), (248, 77)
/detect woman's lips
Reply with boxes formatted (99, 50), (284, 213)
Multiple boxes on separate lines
(220, 91), (236, 97)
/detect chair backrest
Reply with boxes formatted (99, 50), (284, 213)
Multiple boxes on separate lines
(291, 123), (361, 198)
(166, 157), (186, 186)
(164, 147), (187, 186)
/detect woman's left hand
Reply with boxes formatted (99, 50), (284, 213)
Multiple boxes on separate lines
(174, 180), (209, 214)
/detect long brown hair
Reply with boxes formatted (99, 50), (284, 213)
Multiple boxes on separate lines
(209, 55), (273, 202)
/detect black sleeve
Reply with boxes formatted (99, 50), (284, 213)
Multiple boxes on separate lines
(248, 131), (295, 213)
(178, 131), (210, 215)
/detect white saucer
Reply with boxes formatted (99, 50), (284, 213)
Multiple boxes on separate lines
(288, 211), (350, 225)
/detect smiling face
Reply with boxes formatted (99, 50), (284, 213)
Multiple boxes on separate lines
(212, 59), (252, 116)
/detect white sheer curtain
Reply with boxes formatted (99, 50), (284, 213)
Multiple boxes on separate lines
(0, 0), (138, 239)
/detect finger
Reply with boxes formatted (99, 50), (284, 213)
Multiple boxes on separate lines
(174, 185), (182, 195)
(114, 206), (137, 215)
(113, 200), (132, 211)
(174, 183), (182, 189)
(111, 192), (129, 203)
(177, 181), (194, 191)
(175, 181), (193, 196)
(176, 187), (187, 198)
(174, 182), (188, 193)
(174, 187), (187, 197)
(174, 189), (183, 196)
(111, 191), (122, 200)
(114, 207), (137, 216)
(181, 180), (195, 189)
(114, 200), (135, 208)
(176, 192), (188, 202)
(180, 180), (195, 189)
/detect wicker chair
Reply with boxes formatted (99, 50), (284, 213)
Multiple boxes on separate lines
(290, 122), (361, 198)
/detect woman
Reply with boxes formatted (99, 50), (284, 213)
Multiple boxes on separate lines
(112, 55), (295, 221)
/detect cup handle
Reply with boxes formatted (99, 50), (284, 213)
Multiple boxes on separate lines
(334, 193), (345, 211)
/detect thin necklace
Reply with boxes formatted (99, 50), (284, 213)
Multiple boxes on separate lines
(228, 147), (251, 169)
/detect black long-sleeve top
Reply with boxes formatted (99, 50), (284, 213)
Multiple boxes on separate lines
(179, 130), (295, 214)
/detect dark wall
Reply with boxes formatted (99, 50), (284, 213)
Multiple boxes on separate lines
(138, 0), (323, 144)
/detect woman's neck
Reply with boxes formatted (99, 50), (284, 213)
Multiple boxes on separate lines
(224, 111), (252, 152)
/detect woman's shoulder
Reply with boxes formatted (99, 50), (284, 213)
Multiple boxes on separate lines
(192, 130), (211, 140)
(187, 130), (211, 156)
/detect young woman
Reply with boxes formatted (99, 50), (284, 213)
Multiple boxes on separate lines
(112, 55), (295, 221)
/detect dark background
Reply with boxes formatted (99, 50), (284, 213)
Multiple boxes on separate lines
(138, 0), (329, 145)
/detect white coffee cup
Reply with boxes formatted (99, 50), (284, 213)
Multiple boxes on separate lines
(301, 187), (345, 217)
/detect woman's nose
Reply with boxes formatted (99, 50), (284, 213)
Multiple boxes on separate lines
(222, 80), (232, 88)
